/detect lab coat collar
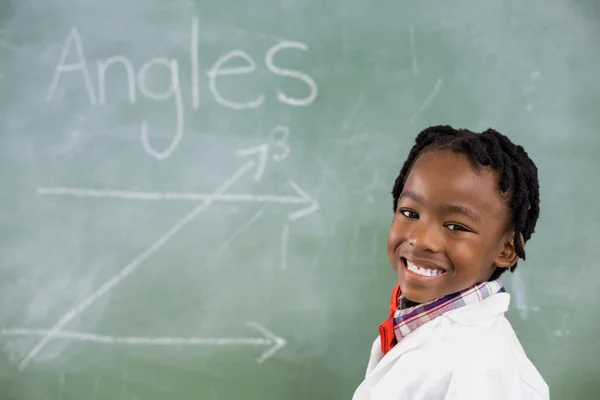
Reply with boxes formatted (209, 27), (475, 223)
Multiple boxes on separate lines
(364, 292), (511, 380)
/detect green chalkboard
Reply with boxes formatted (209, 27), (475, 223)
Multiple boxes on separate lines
(1, 0), (599, 399)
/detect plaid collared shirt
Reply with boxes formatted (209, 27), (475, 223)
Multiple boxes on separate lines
(393, 279), (506, 342)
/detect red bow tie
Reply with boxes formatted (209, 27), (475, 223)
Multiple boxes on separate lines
(378, 284), (402, 355)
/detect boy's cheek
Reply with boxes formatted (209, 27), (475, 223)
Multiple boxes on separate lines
(386, 229), (398, 253)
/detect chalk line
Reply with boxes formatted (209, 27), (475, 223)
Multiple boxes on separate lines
(315, 156), (348, 192)
(236, 144), (269, 182)
(287, 181), (319, 220)
(4, 328), (267, 345)
(309, 243), (328, 271)
(18, 161), (257, 371)
(342, 94), (366, 130)
(191, 17), (200, 109)
(350, 224), (360, 262)
(37, 181), (320, 220)
(245, 321), (286, 363)
(58, 372), (65, 400)
(204, 207), (265, 268)
(37, 187), (306, 204)
(3, 321), (286, 363)
(91, 376), (101, 400)
(557, 262), (586, 333)
(280, 224), (290, 270)
(410, 78), (443, 124)
(409, 27), (419, 76)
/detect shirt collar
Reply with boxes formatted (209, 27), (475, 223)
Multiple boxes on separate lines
(393, 279), (506, 342)
(444, 291), (510, 325)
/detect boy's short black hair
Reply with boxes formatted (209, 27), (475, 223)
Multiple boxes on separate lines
(392, 125), (540, 280)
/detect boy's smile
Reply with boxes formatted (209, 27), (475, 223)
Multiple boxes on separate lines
(388, 149), (518, 304)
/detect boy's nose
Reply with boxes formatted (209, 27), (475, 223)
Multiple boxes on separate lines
(407, 221), (444, 253)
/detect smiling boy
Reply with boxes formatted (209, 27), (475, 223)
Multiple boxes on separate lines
(352, 126), (549, 399)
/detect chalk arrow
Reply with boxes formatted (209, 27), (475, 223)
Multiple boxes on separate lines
(36, 182), (321, 221)
(287, 180), (319, 221)
(244, 321), (287, 363)
(2, 321), (286, 364)
(236, 144), (269, 182)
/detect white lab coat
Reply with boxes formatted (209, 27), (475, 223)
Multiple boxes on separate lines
(352, 292), (549, 400)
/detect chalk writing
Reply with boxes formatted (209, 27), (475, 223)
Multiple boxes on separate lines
(138, 58), (183, 160)
(46, 27), (97, 105)
(265, 41), (318, 106)
(97, 55), (136, 104)
(269, 125), (291, 162)
(207, 49), (265, 110)
(45, 19), (318, 160)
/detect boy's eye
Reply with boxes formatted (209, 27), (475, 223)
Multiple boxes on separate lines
(399, 209), (419, 219)
(446, 223), (470, 232)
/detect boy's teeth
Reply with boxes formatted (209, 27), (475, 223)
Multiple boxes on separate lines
(406, 260), (443, 277)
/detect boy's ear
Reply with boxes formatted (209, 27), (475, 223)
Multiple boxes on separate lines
(494, 232), (524, 269)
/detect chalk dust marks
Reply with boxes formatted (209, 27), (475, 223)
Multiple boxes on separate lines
(409, 27), (419, 77)
(511, 271), (534, 320)
(280, 224), (289, 270)
(342, 94), (366, 131)
(555, 261), (586, 337)
(204, 206), (266, 268)
(410, 78), (443, 124)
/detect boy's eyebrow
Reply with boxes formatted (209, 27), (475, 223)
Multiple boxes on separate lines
(399, 191), (481, 224)
(399, 191), (425, 203)
(443, 204), (481, 224)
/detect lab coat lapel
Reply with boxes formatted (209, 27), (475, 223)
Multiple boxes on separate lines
(370, 321), (435, 375)
(356, 321), (437, 395)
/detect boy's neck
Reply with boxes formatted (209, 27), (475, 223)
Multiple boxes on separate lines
(400, 297), (421, 309)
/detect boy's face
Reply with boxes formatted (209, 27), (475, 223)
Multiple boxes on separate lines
(388, 149), (517, 304)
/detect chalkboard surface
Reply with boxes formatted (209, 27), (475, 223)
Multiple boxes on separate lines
(1, 0), (599, 399)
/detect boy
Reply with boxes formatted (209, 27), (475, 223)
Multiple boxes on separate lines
(352, 126), (549, 399)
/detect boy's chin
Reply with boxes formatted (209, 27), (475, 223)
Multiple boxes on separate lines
(398, 283), (445, 304)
